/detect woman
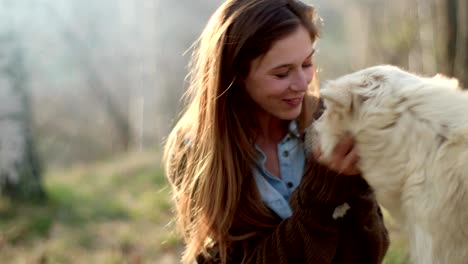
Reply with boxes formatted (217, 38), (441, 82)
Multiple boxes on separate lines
(163, 0), (389, 263)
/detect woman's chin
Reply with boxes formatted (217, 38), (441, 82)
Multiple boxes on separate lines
(278, 108), (302, 120)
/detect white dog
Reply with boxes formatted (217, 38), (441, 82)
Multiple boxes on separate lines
(306, 65), (468, 264)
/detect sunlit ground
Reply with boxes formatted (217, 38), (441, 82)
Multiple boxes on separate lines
(0, 151), (182, 264)
(382, 210), (410, 264)
(0, 151), (408, 263)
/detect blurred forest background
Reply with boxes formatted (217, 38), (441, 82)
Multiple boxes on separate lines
(0, 0), (466, 263)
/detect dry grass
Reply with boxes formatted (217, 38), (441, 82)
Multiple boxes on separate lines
(0, 151), (182, 264)
(382, 210), (410, 264)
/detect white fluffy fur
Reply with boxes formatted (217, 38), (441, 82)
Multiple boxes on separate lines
(306, 65), (468, 264)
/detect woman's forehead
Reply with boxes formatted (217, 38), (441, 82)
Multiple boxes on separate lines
(251, 26), (315, 72)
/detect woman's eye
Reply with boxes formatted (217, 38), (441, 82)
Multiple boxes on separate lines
(302, 63), (313, 68)
(275, 71), (289, 78)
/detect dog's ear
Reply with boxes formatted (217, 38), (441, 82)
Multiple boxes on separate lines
(356, 73), (385, 93)
(320, 85), (352, 110)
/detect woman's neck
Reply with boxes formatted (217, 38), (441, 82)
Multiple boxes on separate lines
(256, 114), (289, 145)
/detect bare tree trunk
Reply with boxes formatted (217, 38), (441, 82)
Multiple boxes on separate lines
(357, 0), (418, 69)
(412, 0), (437, 74)
(454, 0), (467, 87)
(43, 4), (133, 151)
(445, 0), (458, 76)
(434, 0), (467, 88)
(0, 29), (45, 201)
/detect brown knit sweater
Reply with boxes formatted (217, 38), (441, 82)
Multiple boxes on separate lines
(196, 158), (390, 264)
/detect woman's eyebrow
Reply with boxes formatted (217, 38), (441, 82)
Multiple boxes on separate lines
(307, 48), (316, 58)
(270, 49), (316, 70)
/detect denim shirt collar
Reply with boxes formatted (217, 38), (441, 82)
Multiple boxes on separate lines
(253, 171), (293, 219)
(253, 120), (305, 219)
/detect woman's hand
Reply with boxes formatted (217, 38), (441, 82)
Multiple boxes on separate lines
(312, 133), (361, 175)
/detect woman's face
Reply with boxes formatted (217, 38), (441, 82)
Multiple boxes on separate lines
(244, 25), (315, 122)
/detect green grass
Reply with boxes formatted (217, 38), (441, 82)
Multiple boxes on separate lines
(382, 209), (410, 264)
(0, 151), (409, 263)
(0, 151), (182, 264)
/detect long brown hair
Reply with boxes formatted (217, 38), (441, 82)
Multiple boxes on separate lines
(163, 0), (321, 263)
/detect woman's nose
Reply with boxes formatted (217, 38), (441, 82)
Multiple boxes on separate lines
(290, 70), (310, 92)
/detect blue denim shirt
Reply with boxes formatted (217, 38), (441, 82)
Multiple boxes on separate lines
(253, 121), (306, 219)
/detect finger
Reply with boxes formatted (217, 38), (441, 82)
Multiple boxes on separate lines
(312, 145), (322, 161)
(333, 134), (354, 158)
(340, 147), (360, 175)
(345, 167), (361, 176)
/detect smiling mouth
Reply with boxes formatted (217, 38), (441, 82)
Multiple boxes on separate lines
(283, 97), (303, 106)
(284, 97), (302, 103)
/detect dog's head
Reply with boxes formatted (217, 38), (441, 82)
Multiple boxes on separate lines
(307, 65), (463, 218)
(307, 65), (459, 160)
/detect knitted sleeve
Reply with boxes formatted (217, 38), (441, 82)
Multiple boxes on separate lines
(197, 158), (390, 264)
(238, 159), (371, 264)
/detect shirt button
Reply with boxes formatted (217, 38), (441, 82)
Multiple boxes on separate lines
(287, 182), (294, 188)
(282, 151), (289, 157)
